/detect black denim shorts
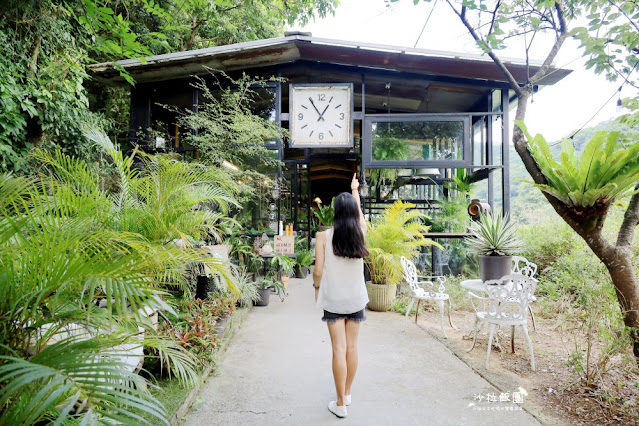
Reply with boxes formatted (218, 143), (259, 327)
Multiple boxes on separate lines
(322, 309), (366, 323)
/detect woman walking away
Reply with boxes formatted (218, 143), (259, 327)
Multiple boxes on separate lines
(314, 173), (369, 419)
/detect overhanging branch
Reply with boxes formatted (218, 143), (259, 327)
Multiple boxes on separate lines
(529, 1), (568, 85)
(443, 0), (523, 97)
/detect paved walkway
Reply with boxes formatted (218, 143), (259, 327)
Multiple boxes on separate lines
(183, 276), (540, 425)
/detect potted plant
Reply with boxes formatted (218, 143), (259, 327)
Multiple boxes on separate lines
(366, 201), (441, 311)
(232, 267), (261, 307)
(295, 249), (314, 278)
(465, 211), (523, 281)
(313, 198), (334, 231)
(255, 277), (273, 306)
(270, 254), (296, 288)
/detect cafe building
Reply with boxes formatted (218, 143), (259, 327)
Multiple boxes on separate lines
(90, 32), (570, 251)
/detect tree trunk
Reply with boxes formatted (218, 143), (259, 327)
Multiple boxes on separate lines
(512, 93), (639, 364)
(605, 248), (639, 360)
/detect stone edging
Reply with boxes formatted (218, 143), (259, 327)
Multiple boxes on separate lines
(170, 306), (251, 425)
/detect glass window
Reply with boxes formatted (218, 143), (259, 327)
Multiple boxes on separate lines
(364, 115), (470, 168)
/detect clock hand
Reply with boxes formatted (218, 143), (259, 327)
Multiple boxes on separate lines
(317, 104), (330, 122)
(308, 97), (323, 120)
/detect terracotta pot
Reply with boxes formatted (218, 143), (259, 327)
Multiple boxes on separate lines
(365, 281), (397, 312)
(479, 255), (512, 282)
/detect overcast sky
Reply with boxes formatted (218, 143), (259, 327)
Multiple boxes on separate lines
(289, 0), (630, 142)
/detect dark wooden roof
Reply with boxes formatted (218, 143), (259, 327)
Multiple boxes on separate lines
(89, 35), (571, 88)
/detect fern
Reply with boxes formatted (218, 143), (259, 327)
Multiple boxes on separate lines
(517, 121), (639, 208)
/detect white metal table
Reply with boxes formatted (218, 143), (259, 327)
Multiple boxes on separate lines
(460, 279), (484, 293)
(460, 278), (518, 353)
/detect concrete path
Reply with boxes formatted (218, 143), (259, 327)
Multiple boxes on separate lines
(183, 276), (540, 425)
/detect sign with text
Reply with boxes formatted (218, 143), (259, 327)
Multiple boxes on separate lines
(273, 236), (295, 255)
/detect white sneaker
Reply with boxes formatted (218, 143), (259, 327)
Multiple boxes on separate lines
(328, 400), (348, 418)
(345, 395), (352, 406)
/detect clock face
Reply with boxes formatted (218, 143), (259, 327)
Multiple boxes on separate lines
(289, 84), (352, 148)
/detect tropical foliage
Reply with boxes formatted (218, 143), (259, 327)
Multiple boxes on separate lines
(466, 211), (523, 257)
(0, 123), (248, 422)
(313, 198), (335, 226)
(0, 171), (199, 424)
(367, 201), (441, 285)
(519, 122), (639, 210)
(87, 127), (240, 248)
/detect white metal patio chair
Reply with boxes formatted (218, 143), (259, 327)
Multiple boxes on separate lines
(512, 256), (538, 331)
(436, 242), (453, 275)
(467, 274), (538, 371)
(400, 256), (454, 338)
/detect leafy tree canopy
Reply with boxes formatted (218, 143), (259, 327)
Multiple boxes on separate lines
(0, 0), (338, 172)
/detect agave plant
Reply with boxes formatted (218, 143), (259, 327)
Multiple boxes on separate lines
(466, 211), (523, 257)
(518, 122), (639, 209)
(366, 201), (441, 285)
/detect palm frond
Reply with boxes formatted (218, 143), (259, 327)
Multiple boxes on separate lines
(0, 336), (168, 425)
(367, 201), (440, 285)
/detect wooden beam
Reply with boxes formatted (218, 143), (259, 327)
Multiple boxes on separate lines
(310, 174), (351, 180)
(310, 164), (353, 172)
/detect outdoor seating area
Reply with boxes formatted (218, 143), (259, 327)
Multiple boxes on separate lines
(401, 251), (539, 368)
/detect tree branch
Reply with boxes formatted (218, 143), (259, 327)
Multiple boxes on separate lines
(487, 0), (501, 36)
(617, 185), (639, 247)
(609, 0), (639, 34)
(28, 35), (41, 79)
(443, 0), (524, 96)
(529, 1), (568, 85)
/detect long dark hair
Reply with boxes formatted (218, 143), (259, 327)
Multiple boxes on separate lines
(331, 192), (369, 259)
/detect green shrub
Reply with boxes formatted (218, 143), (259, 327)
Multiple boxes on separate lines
(518, 217), (578, 271)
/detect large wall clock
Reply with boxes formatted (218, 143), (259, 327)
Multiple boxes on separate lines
(289, 83), (353, 148)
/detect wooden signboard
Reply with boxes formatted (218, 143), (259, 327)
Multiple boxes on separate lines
(273, 236), (295, 256)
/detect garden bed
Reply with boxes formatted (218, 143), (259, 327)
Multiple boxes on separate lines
(141, 306), (251, 425)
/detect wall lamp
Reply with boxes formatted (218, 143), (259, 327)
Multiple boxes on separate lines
(468, 198), (491, 221)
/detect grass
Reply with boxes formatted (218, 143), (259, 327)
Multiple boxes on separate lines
(148, 378), (192, 425)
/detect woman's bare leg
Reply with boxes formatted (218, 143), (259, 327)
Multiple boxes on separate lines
(327, 319), (347, 406)
(344, 319), (361, 396)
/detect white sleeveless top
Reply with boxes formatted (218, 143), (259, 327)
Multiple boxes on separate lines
(316, 228), (369, 314)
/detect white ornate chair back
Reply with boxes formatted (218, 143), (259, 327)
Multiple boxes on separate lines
(512, 256), (537, 278)
(482, 274), (538, 322)
(400, 256), (420, 294)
